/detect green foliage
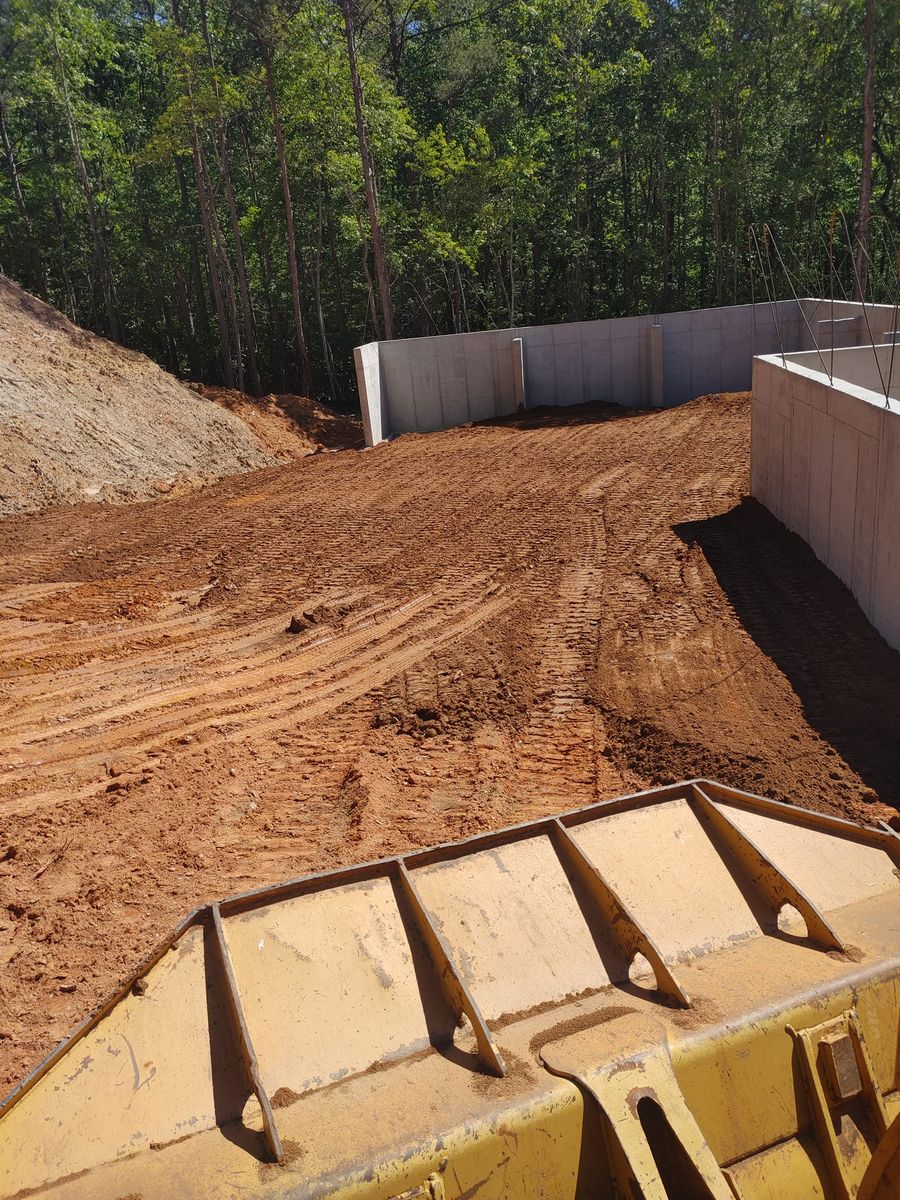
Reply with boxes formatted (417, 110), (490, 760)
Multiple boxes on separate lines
(1, 0), (898, 398)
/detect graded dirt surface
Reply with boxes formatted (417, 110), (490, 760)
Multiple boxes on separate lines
(2, 391), (900, 1093)
(0, 276), (272, 515)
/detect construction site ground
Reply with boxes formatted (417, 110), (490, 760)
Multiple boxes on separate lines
(2, 390), (900, 1094)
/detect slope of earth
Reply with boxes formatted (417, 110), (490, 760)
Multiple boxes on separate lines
(1, 391), (899, 1092)
(0, 276), (271, 515)
(190, 383), (364, 458)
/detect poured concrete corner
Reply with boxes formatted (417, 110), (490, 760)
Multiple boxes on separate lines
(751, 344), (900, 651)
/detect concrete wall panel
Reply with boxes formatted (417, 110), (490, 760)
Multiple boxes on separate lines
(752, 349), (900, 651)
(609, 332), (643, 407)
(720, 311), (754, 392)
(806, 403), (835, 563)
(751, 391), (771, 510)
(408, 338), (443, 431)
(852, 433), (879, 612)
(487, 331), (516, 418)
(662, 326), (693, 407)
(689, 326), (722, 398)
(871, 416), (900, 648)
(828, 421), (859, 583)
(521, 326), (557, 408)
(552, 322), (585, 407)
(379, 340), (417, 433)
(649, 325), (664, 408)
(582, 323), (612, 403)
(768, 408), (787, 516)
(462, 332), (499, 421)
(435, 338), (469, 424)
(786, 393), (812, 542)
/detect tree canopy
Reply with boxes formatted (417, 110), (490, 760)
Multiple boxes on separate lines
(1, 0), (898, 401)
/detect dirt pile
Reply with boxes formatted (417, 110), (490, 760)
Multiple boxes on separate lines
(0, 276), (272, 514)
(191, 384), (364, 458)
(1, 391), (899, 1093)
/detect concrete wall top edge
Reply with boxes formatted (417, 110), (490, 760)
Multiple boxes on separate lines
(756, 350), (900, 416)
(372, 297), (822, 351)
(365, 298), (897, 353)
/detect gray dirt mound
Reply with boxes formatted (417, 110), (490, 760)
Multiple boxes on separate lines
(0, 275), (272, 515)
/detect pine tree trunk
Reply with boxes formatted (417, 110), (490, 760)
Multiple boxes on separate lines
(239, 115), (281, 387)
(175, 158), (212, 367)
(338, 0), (395, 339)
(199, 141), (244, 391)
(217, 123), (260, 392)
(853, 0), (876, 301)
(0, 100), (47, 297)
(323, 174), (352, 352)
(264, 51), (312, 396)
(50, 191), (77, 320)
(198, 0), (262, 394)
(655, 0), (669, 310)
(192, 128), (235, 388)
(315, 178), (342, 405)
(53, 38), (120, 340)
(175, 267), (202, 379)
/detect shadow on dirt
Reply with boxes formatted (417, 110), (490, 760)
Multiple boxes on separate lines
(674, 497), (900, 809)
(479, 399), (643, 431)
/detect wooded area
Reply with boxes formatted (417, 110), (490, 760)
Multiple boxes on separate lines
(1, 0), (898, 402)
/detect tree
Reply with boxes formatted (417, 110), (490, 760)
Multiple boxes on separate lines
(0, 0), (898, 399)
(338, 0), (394, 339)
(854, 0), (877, 300)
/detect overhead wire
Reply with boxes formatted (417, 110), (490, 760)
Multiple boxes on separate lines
(883, 243), (900, 406)
(748, 228), (758, 358)
(829, 212), (837, 382)
(838, 209), (888, 396)
(748, 224), (787, 367)
(764, 223), (833, 381)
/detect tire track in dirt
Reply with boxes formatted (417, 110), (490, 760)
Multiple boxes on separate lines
(1, 576), (509, 813)
(511, 401), (725, 814)
(514, 500), (613, 813)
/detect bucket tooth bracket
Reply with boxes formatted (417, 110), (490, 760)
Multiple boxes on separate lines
(690, 784), (846, 952)
(541, 1036), (734, 1200)
(549, 819), (691, 1007)
(789, 1009), (888, 1200)
(396, 860), (507, 1077)
(211, 904), (284, 1163)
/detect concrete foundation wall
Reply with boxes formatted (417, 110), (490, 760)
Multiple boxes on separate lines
(752, 349), (900, 651)
(799, 299), (899, 352)
(781, 342), (900, 401)
(353, 341), (387, 446)
(356, 298), (900, 447)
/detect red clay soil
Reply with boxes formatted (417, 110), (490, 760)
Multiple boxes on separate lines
(1, 391), (899, 1093)
(190, 384), (364, 458)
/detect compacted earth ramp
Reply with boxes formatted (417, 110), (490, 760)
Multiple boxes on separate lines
(1, 392), (900, 1099)
(0, 276), (272, 514)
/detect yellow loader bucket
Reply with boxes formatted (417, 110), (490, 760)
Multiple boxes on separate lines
(3, 778), (900, 1199)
